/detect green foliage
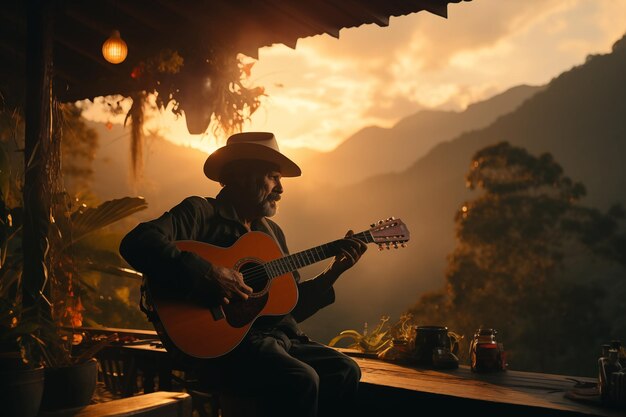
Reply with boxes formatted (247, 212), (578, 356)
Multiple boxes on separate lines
(102, 45), (266, 178)
(0, 105), (150, 367)
(409, 142), (626, 376)
(0, 298), (41, 368)
(47, 196), (148, 347)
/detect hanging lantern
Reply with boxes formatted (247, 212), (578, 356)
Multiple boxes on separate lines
(102, 30), (128, 64)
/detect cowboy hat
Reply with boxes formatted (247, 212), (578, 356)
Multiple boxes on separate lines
(203, 132), (301, 181)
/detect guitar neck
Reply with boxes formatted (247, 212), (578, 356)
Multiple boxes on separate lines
(264, 230), (373, 278)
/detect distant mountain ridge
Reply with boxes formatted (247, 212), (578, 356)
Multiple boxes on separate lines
(305, 84), (544, 186)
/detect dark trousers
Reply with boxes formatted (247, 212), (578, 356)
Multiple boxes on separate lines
(199, 330), (361, 417)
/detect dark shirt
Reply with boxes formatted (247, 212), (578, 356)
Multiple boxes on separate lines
(119, 189), (336, 339)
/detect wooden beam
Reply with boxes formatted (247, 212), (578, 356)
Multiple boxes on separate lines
(54, 33), (121, 73)
(113, 1), (166, 32)
(23, 0), (53, 319)
(421, 0), (449, 18)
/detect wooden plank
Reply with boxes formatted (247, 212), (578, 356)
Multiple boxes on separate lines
(350, 355), (622, 417)
(38, 391), (192, 417)
(74, 327), (159, 339)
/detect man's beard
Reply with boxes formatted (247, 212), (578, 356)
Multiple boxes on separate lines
(233, 179), (281, 218)
(259, 193), (280, 217)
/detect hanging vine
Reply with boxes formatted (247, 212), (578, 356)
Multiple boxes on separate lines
(117, 45), (265, 179)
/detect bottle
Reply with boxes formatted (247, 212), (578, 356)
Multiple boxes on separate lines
(607, 349), (623, 404)
(610, 371), (625, 406)
(611, 340), (622, 349)
(611, 340), (625, 368)
(599, 351), (609, 403)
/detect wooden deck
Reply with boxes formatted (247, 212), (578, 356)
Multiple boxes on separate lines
(78, 328), (624, 417)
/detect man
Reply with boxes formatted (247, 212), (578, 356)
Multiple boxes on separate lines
(119, 132), (368, 417)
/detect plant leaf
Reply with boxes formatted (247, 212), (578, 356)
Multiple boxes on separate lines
(69, 197), (147, 244)
(328, 332), (361, 347)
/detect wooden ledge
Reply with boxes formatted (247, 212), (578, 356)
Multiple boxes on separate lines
(335, 349), (623, 417)
(38, 391), (192, 417)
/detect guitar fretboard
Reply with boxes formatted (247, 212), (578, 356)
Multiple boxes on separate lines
(263, 230), (372, 278)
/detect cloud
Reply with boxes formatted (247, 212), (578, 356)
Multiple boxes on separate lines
(244, 0), (626, 151)
(362, 92), (424, 120)
(305, 1), (566, 69)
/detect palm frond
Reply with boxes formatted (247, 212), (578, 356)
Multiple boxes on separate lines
(69, 197), (147, 244)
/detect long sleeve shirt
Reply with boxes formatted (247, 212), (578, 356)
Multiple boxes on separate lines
(119, 189), (336, 339)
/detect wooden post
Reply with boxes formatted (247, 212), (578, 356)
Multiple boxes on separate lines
(23, 0), (55, 318)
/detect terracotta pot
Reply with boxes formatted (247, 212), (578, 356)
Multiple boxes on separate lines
(40, 358), (98, 411)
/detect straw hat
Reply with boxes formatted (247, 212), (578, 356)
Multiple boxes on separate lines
(203, 132), (301, 181)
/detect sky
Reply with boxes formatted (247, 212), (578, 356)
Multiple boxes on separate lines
(80, 0), (626, 153)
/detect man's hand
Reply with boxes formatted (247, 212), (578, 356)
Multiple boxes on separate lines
(328, 230), (368, 277)
(210, 264), (253, 305)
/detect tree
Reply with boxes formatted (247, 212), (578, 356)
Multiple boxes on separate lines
(409, 142), (625, 376)
(59, 104), (98, 197)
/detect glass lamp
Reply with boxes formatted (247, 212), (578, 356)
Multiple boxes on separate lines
(102, 30), (128, 64)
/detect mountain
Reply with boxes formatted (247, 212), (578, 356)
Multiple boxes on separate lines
(293, 36), (626, 343)
(304, 84), (544, 186)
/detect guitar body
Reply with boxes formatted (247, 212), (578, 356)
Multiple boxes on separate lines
(148, 232), (299, 359)
(144, 217), (410, 359)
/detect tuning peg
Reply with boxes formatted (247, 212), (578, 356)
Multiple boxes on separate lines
(370, 223), (376, 228)
(393, 243), (398, 249)
(378, 245), (384, 251)
(401, 243), (407, 248)
(378, 220), (384, 225)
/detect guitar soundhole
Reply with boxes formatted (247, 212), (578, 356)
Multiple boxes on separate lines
(224, 261), (269, 329)
(240, 261), (269, 293)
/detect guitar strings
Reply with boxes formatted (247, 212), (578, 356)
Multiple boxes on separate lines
(237, 238), (348, 286)
(235, 232), (373, 286)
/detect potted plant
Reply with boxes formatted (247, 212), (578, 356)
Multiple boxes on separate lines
(0, 180), (147, 412)
(0, 105), (147, 417)
(0, 180), (45, 417)
(37, 194), (147, 411)
(0, 302), (46, 417)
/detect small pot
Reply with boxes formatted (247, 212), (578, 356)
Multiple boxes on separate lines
(41, 358), (98, 411)
(0, 365), (45, 417)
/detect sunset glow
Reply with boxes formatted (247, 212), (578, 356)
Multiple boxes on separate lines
(80, 0), (626, 154)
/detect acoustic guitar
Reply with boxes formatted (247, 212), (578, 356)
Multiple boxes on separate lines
(147, 217), (410, 358)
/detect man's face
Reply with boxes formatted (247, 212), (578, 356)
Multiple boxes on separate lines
(233, 168), (282, 218)
(256, 170), (283, 217)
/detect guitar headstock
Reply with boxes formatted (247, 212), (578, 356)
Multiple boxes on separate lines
(368, 217), (410, 250)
